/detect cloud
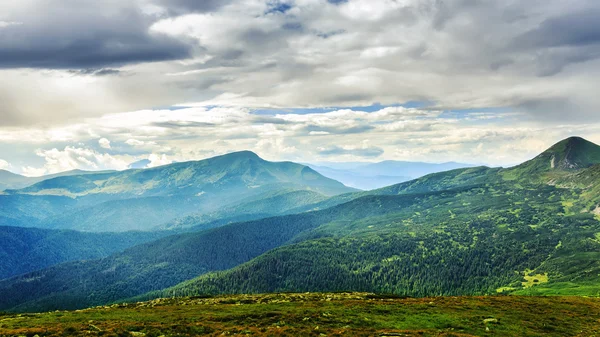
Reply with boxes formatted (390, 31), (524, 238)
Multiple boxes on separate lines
(98, 138), (111, 149)
(0, 159), (11, 170)
(153, 0), (233, 15)
(2, 0), (600, 171)
(513, 9), (600, 49)
(126, 139), (146, 146)
(22, 146), (131, 176)
(0, 1), (192, 70)
(147, 153), (172, 167)
(0, 21), (22, 28)
(5, 102), (600, 173)
(0, 0), (599, 128)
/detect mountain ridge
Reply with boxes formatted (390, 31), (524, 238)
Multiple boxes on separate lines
(0, 151), (356, 232)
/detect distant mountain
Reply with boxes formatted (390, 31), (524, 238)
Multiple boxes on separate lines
(0, 170), (31, 191)
(0, 226), (168, 280)
(0, 169), (113, 191)
(308, 161), (475, 190)
(2, 151), (356, 232)
(128, 159), (151, 169)
(156, 189), (328, 231)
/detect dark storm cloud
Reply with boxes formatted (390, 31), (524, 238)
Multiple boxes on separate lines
(251, 116), (293, 125)
(508, 8), (600, 77)
(68, 68), (124, 76)
(513, 9), (600, 48)
(327, 0), (348, 4)
(0, 0), (193, 70)
(154, 0), (233, 15)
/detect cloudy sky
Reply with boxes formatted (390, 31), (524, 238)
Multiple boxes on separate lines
(1, 0), (600, 176)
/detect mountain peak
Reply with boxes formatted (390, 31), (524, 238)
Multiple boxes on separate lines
(218, 150), (262, 161)
(231, 150), (260, 157)
(547, 136), (587, 151)
(519, 136), (600, 172)
(543, 136), (600, 170)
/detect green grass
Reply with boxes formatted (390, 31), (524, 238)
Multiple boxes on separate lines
(0, 293), (598, 337)
(513, 281), (600, 296)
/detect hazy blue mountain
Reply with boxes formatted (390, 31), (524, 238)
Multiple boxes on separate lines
(0, 169), (114, 191)
(0, 170), (32, 191)
(356, 161), (476, 177)
(2, 151), (355, 232)
(308, 161), (475, 190)
(156, 189), (328, 231)
(128, 159), (151, 169)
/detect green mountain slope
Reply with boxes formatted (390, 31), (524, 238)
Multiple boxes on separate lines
(158, 189), (328, 231)
(0, 226), (168, 280)
(149, 137), (600, 299)
(1, 152), (355, 232)
(0, 195), (78, 228)
(0, 189), (448, 312)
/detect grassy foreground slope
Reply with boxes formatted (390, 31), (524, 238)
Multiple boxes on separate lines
(0, 293), (598, 337)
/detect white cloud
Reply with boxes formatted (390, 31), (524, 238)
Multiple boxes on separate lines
(21, 146), (131, 176)
(147, 153), (172, 168)
(126, 139), (145, 146)
(0, 159), (11, 170)
(5, 102), (600, 173)
(0, 21), (22, 28)
(98, 138), (111, 149)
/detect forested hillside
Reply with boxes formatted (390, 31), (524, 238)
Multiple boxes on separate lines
(0, 190), (442, 312)
(0, 226), (168, 279)
(148, 137), (600, 299)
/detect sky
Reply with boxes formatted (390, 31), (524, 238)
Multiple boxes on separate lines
(1, 0), (600, 176)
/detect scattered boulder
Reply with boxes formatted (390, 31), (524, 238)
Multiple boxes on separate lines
(483, 318), (498, 324)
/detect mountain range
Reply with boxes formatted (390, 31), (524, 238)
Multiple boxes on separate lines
(308, 161), (474, 190)
(0, 151), (355, 232)
(0, 169), (115, 192)
(0, 137), (599, 312)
